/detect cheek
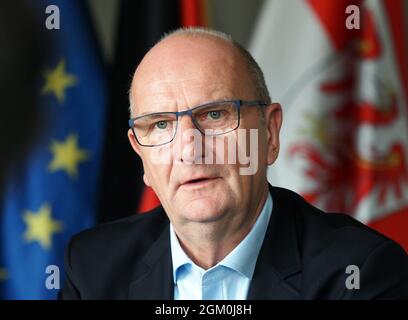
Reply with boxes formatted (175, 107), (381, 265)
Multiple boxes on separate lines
(208, 131), (240, 165)
(221, 129), (266, 195)
(140, 148), (173, 189)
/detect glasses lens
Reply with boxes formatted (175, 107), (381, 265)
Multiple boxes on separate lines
(132, 113), (177, 146)
(192, 101), (238, 135)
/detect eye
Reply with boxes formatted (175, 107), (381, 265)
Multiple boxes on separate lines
(208, 110), (222, 120)
(155, 120), (168, 129)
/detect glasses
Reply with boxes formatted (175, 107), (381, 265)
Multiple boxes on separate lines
(128, 99), (268, 147)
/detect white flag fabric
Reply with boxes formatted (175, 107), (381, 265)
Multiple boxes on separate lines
(250, 0), (408, 250)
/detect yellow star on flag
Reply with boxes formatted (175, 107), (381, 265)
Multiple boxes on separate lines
(48, 133), (89, 179)
(0, 268), (8, 281)
(23, 203), (63, 250)
(42, 58), (77, 103)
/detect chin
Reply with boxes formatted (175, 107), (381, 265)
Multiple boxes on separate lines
(178, 196), (227, 223)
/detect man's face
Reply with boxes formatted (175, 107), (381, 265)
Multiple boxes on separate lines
(128, 35), (281, 229)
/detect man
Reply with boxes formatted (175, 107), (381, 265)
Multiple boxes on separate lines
(59, 28), (408, 299)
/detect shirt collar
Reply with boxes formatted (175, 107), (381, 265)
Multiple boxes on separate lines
(170, 191), (273, 282)
(170, 223), (195, 282)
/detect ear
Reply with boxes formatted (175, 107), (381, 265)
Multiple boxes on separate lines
(128, 129), (151, 187)
(143, 173), (151, 187)
(265, 103), (283, 165)
(128, 129), (142, 157)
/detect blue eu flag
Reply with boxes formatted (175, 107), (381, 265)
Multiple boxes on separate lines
(0, 0), (107, 299)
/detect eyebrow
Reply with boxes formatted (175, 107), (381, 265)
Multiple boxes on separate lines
(132, 97), (233, 118)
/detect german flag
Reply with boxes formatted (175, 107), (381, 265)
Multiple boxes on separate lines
(99, 0), (208, 221)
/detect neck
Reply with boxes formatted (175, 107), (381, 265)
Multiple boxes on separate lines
(173, 185), (269, 270)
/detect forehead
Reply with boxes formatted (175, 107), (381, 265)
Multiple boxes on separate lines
(130, 35), (255, 115)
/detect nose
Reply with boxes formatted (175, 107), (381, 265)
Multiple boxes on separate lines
(174, 112), (204, 164)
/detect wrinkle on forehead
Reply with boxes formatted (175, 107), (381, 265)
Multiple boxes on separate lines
(133, 87), (235, 117)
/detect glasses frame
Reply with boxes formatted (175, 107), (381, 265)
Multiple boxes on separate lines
(128, 99), (268, 147)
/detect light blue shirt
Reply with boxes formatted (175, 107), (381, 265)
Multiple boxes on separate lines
(170, 192), (273, 300)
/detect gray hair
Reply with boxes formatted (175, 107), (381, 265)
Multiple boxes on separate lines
(129, 27), (271, 118)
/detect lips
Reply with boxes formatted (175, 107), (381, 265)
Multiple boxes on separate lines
(179, 175), (220, 188)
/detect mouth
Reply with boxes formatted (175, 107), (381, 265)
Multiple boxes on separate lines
(179, 176), (220, 189)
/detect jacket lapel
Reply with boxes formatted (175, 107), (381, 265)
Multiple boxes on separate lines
(247, 185), (302, 299)
(128, 224), (174, 300)
(127, 185), (303, 300)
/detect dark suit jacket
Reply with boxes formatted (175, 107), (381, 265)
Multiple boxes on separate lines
(59, 186), (408, 299)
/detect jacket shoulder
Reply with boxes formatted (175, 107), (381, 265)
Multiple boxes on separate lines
(271, 186), (408, 299)
(62, 207), (169, 298)
(271, 186), (394, 246)
(71, 206), (168, 250)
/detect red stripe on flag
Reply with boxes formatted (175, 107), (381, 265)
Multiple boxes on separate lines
(138, 186), (161, 213)
(307, 0), (362, 52)
(369, 206), (408, 253)
(383, 0), (408, 118)
(180, 0), (207, 27)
